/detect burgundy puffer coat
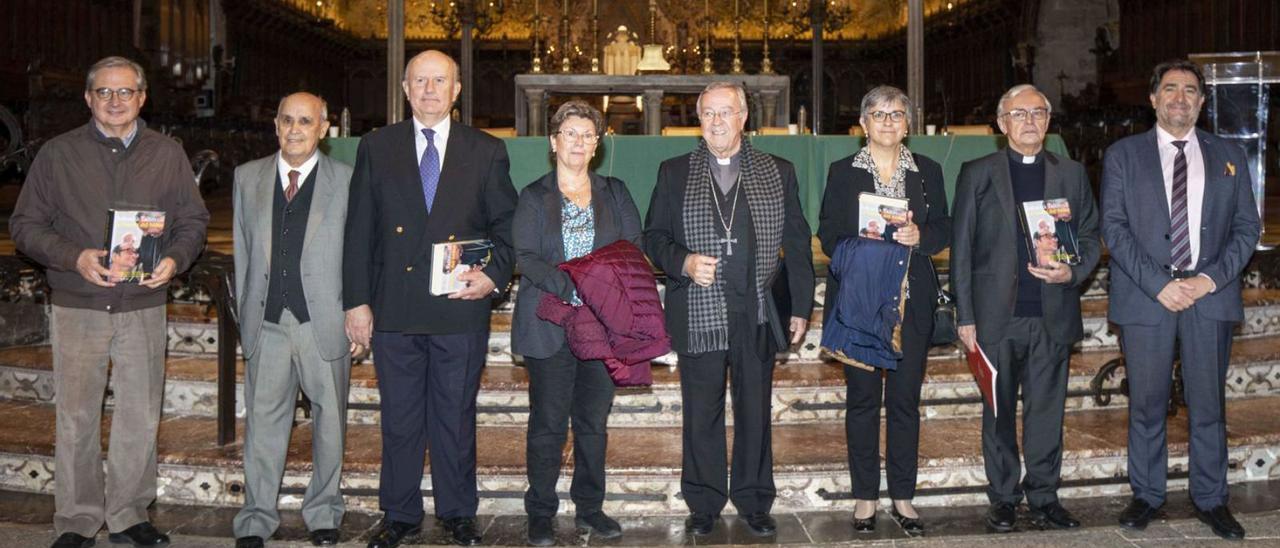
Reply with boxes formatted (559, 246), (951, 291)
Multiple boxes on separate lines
(536, 240), (670, 386)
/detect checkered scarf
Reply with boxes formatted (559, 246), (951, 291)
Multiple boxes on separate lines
(681, 139), (785, 353)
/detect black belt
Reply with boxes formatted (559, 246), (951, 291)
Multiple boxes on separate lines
(1169, 267), (1199, 279)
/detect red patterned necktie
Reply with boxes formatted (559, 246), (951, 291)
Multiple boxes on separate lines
(285, 169), (300, 202)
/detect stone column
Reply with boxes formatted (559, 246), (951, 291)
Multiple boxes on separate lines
(525, 88), (547, 136)
(759, 90), (781, 129)
(643, 89), (664, 135)
(386, 0), (405, 124)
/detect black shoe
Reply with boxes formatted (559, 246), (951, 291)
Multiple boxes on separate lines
(106, 522), (169, 546)
(51, 533), (94, 548)
(1196, 505), (1245, 540)
(685, 513), (717, 536)
(1028, 501), (1080, 529)
(575, 511), (622, 539)
(740, 512), (776, 537)
(852, 511), (876, 533)
(526, 516), (555, 546)
(1118, 498), (1161, 530)
(985, 502), (1016, 533)
(442, 517), (482, 546)
(366, 519), (421, 548)
(309, 528), (340, 546)
(891, 507), (925, 537)
(234, 537), (265, 548)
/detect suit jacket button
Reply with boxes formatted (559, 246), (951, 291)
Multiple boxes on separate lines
(1164, 234), (1170, 240)
(396, 226), (404, 233)
(406, 266), (414, 272)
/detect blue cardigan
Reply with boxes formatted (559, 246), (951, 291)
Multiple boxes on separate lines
(820, 236), (910, 370)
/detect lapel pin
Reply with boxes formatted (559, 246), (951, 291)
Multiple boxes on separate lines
(1226, 162), (1236, 176)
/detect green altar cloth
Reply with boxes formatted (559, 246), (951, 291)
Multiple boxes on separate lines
(322, 134), (1069, 231)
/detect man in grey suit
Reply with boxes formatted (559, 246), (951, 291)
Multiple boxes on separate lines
(232, 92), (356, 548)
(951, 84), (1100, 533)
(1102, 60), (1259, 540)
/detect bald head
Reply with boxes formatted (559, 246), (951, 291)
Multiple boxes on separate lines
(402, 50), (462, 127)
(275, 92), (331, 167)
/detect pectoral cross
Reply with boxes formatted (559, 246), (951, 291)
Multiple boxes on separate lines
(719, 235), (738, 256)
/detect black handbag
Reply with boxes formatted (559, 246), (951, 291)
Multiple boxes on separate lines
(926, 257), (958, 346)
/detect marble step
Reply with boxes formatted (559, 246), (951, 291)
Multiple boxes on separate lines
(3, 335), (1279, 425)
(0, 395), (1277, 515)
(162, 288), (1280, 364)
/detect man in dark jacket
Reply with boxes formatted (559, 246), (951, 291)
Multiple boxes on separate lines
(951, 84), (1099, 534)
(644, 81), (814, 538)
(10, 56), (209, 548)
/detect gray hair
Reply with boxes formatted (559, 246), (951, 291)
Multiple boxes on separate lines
(696, 81), (749, 116)
(997, 84), (1052, 116)
(549, 100), (605, 136)
(276, 92), (330, 121)
(86, 56), (147, 92)
(859, 85), (912, 126)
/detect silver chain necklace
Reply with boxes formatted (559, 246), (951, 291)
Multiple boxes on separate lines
(710, 170), (742, 256)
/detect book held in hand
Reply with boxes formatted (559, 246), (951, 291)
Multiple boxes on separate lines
(857, 192), (909, 243)
(1019, 198), (1081, 266)
(430, 239), (495, 296)
(103, 209), (166, 284)
(966, 345), (999, 417)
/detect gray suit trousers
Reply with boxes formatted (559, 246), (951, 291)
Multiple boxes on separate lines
(233, 310), (350, 538)
(51, 304), (167, 537)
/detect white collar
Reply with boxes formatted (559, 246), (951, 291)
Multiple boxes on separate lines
(277, 150), (320, 187)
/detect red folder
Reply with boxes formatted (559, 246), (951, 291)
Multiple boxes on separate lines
(966, 346), (999, 417)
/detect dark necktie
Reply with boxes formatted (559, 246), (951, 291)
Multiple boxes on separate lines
(1169, 140), (1191, 270)
(420, 128), (441, 212)
(285, 169), (300, 203)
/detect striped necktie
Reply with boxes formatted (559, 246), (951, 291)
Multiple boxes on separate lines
(1169, 140), (1191, 270)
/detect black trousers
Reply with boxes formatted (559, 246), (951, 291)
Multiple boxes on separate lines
(844, 307), (929, 500)
(678, 312), (775, 516)
(980, 317), (1070, 507)
(371, 329), (488, 523)
(523, 343), (617, 517)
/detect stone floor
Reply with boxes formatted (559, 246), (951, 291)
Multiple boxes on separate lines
(2, 482), (1280, 547)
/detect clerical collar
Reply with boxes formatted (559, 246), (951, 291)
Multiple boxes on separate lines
(1007, 147), (1042, 165)
(715, 156), (732, 166)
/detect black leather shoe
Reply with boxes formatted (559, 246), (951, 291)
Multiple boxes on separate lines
(526, 516), (555, 546)
(985, 502), (1016, 533)
(891, 507), (925, 536)
(1118, 498), (1161, 530)
(366, 519), (421, 548)
(575, 511), (622, 539)
(1196, 505), (1245, 540)
(685, 513), (717, 536)
(107, 522), (169, 546)
(234, 537), (265, 548)
(1028, 501), (1080, 529)
(740, 512), (777, 537)
(308, 528), (340, 546)
(852, 512), (876, 533)
(50, 533), (95, 548)
(442, 517), (482, 546)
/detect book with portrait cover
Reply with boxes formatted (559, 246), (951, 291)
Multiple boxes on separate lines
(1019, 198), (1080, 267)
(102, 209), (166, 284)
(857, 192), (909, 242)
(430, 239), (494, 295)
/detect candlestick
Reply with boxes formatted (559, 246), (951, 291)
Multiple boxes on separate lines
(730, 0), (743, 74)
(760, 0), (774, 74)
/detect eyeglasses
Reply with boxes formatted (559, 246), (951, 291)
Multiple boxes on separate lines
(868, 110), (907, 123)
(556, 129), (599, 143)
(91, 88), (142, 101)
(700, 108), (740, 122)
(1001, 108), (1050, 122)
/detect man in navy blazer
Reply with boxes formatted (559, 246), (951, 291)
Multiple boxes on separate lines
(1101, 60), (1260, 539)
(343, 50), (518, 548)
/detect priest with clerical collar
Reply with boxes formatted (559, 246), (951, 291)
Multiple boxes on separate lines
(643, 81), (814, 538)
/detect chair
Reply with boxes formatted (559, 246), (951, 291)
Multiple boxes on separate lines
(757, 126), (793, 135)
(661, 126), (702, 136)
(945, 124), (994, 135)
(848, 126), (865, 137)
(480, 127), (517, 138)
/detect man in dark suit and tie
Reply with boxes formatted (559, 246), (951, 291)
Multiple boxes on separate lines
(951, 84), (1101, 533)
(1101, 60), (1260, 540)
(343, 50), (518, 548)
